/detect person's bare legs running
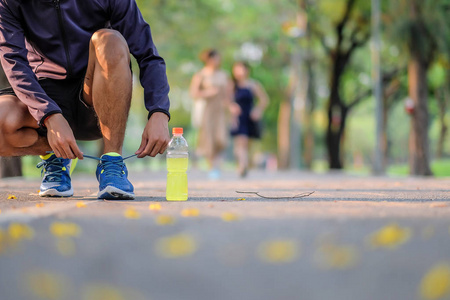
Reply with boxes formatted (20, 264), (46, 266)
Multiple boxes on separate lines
(234, 135), (249, 177)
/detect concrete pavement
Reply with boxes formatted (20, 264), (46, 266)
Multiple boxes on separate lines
(1, 170), (450, 300)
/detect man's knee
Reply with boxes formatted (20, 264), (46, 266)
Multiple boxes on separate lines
(0, 97), (30, 134)
(90, 29), (130, 67)
(0, 97), (32, 154)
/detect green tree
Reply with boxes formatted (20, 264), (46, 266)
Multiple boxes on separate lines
(309, 0), (371, 169)
(387, 0), (450, 175)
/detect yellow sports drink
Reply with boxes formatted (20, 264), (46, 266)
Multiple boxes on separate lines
(166, 127), (188, 201)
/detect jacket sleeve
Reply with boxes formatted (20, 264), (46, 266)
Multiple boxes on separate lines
(109, 0), (170, 120)
(0, 1), (62, 125)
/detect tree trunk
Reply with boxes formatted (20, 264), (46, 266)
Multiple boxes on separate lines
(326, 102), (347, 169)
(436, 88), (447, 159)
(326, 53), (348, 170)
(277, 101), (291, 169)
(436, 87), (448, 158)
(0, 157), (22, 178)
(381, 96), (389, 168)
(408, 56), (432, 176)
(303, 51), (316, 170)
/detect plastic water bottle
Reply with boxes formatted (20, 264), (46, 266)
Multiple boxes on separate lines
(166, 127), (188, 201)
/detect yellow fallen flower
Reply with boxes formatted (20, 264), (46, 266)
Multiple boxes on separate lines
(76, 201), (87, 208)
(155, 215), (175, 226)
(221, 212), (240, 222)
(7, 194), (17, 200)
(368, 223), (411, 249)
(258, 239), (299, 264)
(50, 222), (81, 238)
(181, 208), (199, 217)
(35, 203), (45, 208)
(316, 243), (359, 270)
(124, 207), (141, 219)
(236, 198), (246, 201)
(82, 283), (146, 300)
(155, 234), (197, 258)
(149, 203), (162, 211)
(24, 270), (70, 300)
(8, 223), (34, 240)
(419, 263), (450, 300)
(0, 228), (6, 253)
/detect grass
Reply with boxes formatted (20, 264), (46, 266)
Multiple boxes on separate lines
(21, 156), (450, 178)
(388, 159), (450, 177)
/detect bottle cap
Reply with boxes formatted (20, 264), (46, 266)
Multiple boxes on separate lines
(172, 127), (183, 135)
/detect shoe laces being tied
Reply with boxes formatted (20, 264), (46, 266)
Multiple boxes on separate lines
(36, 158), (66, 182)
(99, 158), (126, 177)
(67, 153), (137, 177)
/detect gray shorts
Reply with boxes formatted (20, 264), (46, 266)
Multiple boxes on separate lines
(0, 78), (102, 141)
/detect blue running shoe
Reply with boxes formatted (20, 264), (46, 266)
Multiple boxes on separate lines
(96, 152), (135, 200)
(37, 153), (74, 197)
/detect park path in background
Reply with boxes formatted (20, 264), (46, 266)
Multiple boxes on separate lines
(1, 171), (450, 300)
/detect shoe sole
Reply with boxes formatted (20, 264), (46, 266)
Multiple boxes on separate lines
(98, 186), (135, 200)
(39, 187), (74, 197)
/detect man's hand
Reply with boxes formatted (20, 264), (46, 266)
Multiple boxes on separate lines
(44, 113), (83, 159)
(136, 112), (170, 158)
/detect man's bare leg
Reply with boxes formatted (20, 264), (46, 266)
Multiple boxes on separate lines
(83, 29), (132, 155)
(0, 95), (51, 157)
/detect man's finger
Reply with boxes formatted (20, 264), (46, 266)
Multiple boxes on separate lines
(60, 142), (75, 159)
(159, 144), (167, 155)
(58, 146), (69, 159)
(71, 143), (84, 160)
(142, 140), (158, 157)
(136, 137), (147, 157)
(137, 141), (153, 158)
(150, 140), (164, 157)
(69, 139), (83, 159)
(158, 140), (168, 155)
(53, 148), (62, 158)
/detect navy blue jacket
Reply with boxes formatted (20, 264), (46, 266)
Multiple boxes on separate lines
(0, 0), (170, 125)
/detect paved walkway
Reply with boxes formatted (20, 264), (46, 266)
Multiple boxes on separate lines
(1, 171), (450, 300)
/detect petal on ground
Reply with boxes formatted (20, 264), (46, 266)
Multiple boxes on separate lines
(8, 223), (34, 240)
(181, 208), (199, 217)
(155, 234), (197, 258)
(368, 223), (411, 249)
(0, 228), (6, 254)
(236, 198), (246, 201)
(419, 263), (450, 300)
(50, 222), (81, 238)
(7, 194), (17, 199)
(315, 243), (359, 270)
(149, 203), (162, 211)
(76, 201), (87, 208)
(35, 203), (45, 208)
(221, 212), (240, 222)
(124, 207), (141, 219)
(257, 239), (300, 264)
(23, 270), (71, 300)
(81, 283), (146, 300)
(155, 215), (176, 226)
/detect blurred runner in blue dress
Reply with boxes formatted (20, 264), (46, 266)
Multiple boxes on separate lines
(230, 62), (269, 177)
